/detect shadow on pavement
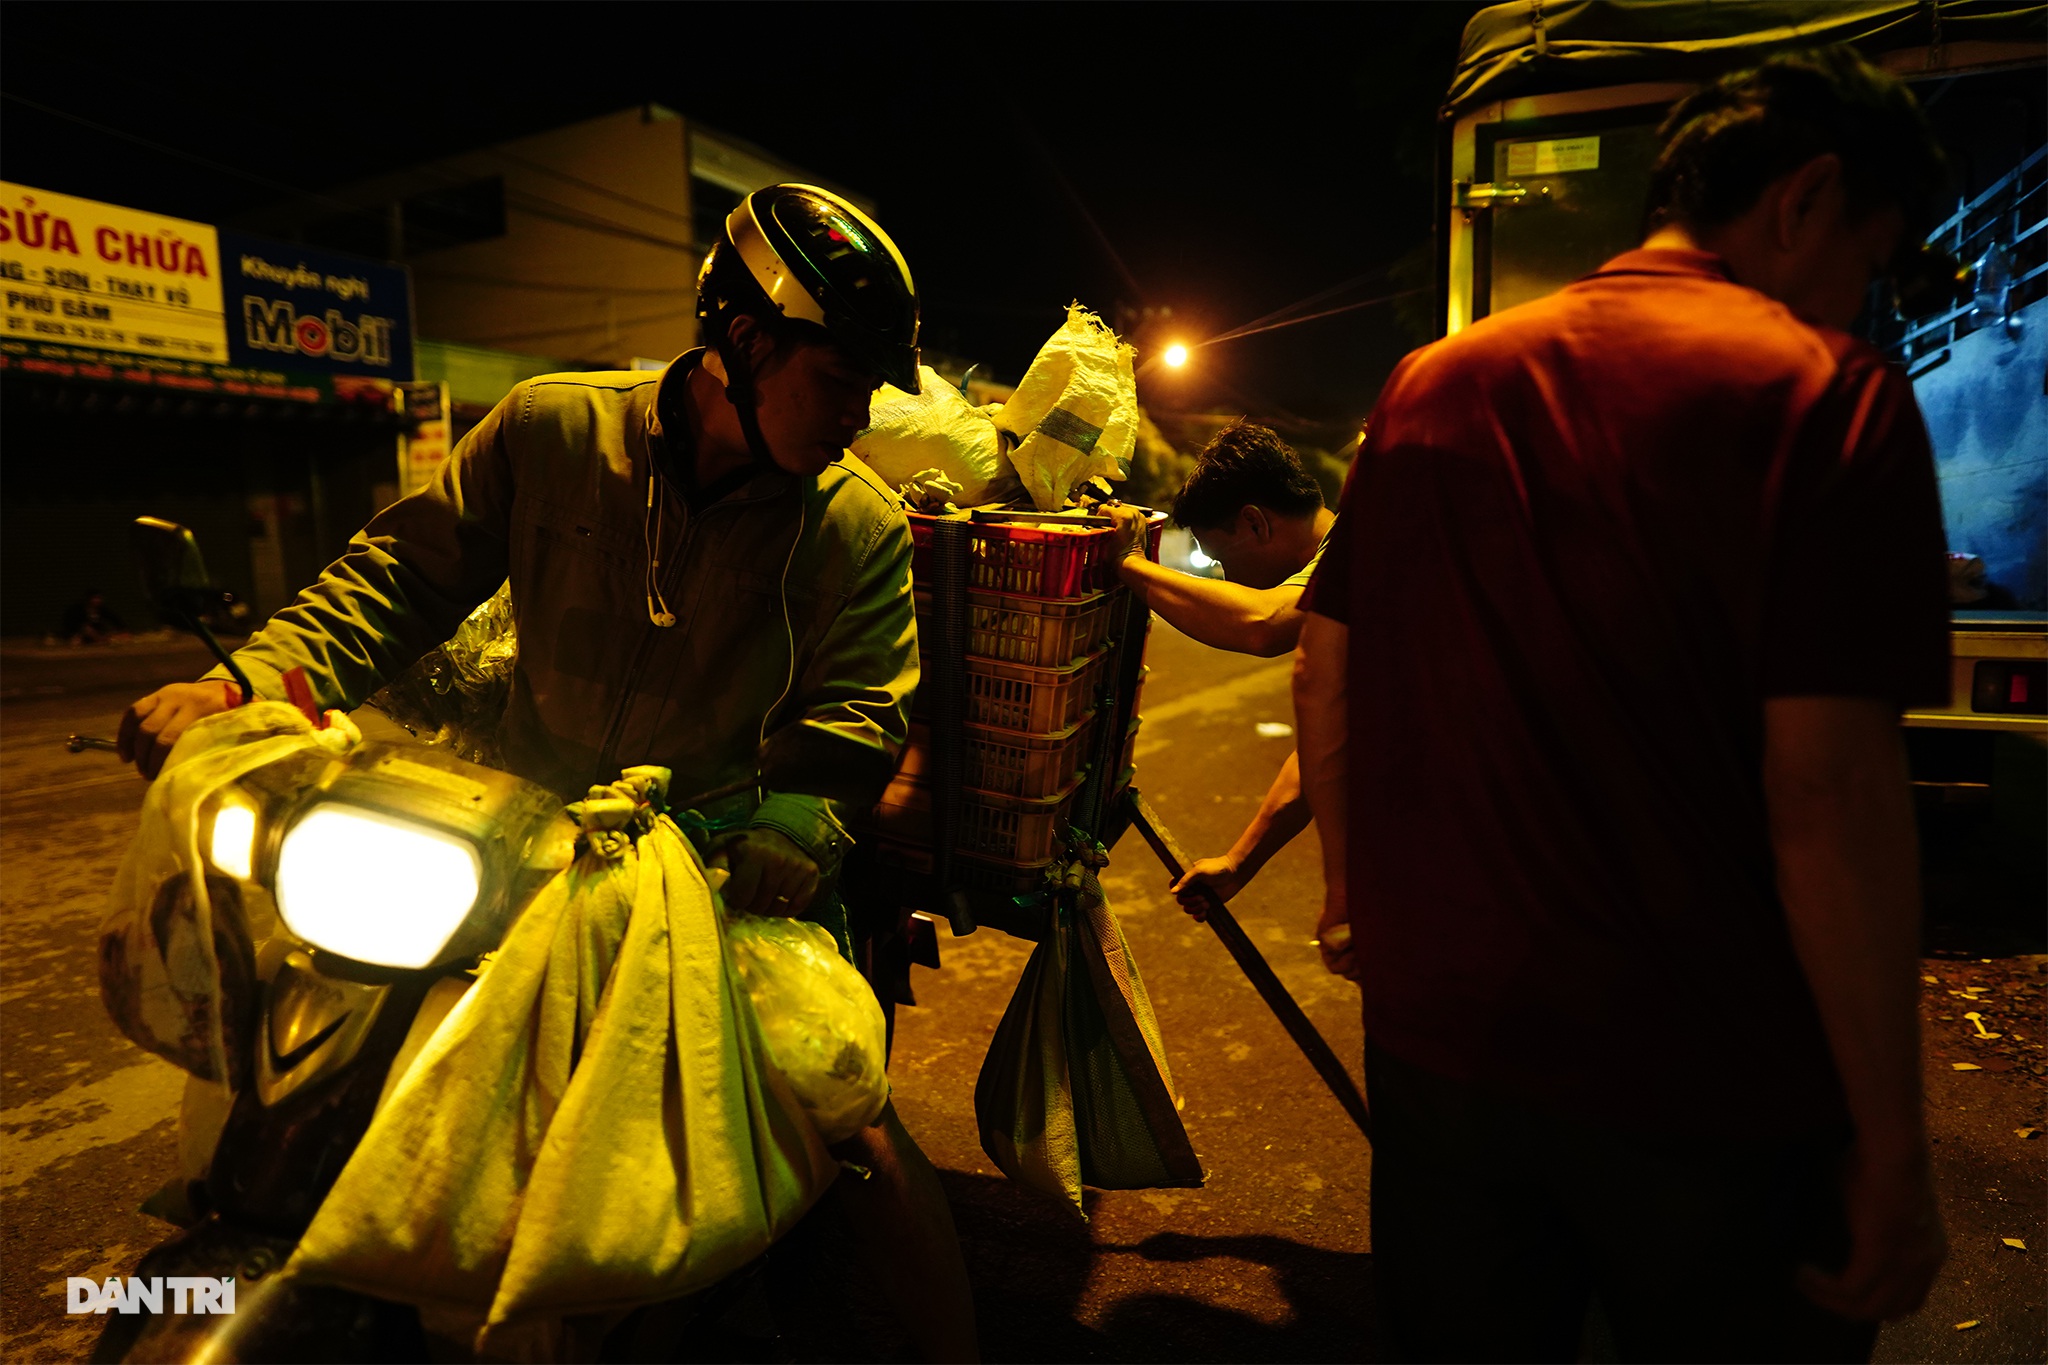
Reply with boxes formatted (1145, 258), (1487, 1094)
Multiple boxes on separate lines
(942, 1173), (1375, 1363)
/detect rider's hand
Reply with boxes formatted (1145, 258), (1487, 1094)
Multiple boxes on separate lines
(1105, 503), (1151, 562)
(1796, 1142), (1947, 1322)
(708, 828), (821, 917)
(1170, 855), (1249, 921)
(118, 680), (240, 780)
(1315, 884), (1360, 982)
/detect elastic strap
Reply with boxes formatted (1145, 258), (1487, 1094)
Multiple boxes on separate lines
(927, 518), (976, 935)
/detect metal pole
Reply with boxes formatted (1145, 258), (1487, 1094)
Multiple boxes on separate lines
(1126, 790), (1371, 1142)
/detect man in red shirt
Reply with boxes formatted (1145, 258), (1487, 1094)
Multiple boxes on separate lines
(1297, 48), (1951, 1361)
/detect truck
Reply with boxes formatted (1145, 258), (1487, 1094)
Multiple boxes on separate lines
(1433, 0), (2046, 926)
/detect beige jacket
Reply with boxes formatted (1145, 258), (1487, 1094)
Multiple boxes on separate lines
(221, 357), (919, 873)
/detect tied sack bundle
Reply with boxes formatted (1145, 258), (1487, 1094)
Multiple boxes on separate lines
(996, 304), (1139, 512)
(851, 304), (1141, 513)
(289, 766), (886, 1352)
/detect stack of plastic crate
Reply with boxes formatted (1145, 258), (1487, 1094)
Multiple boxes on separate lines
(870, 512), (1158, 899)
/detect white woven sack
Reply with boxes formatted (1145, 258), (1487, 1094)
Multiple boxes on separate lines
(994, 304), (1137, 511)
(851, 365), (1018, 506)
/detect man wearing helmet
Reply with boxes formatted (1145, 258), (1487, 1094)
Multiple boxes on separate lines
(117, 185), (978, 1359)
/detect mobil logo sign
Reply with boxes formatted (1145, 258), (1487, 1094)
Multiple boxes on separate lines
(244, 296), (393, 365)
(220, 230), (413, 379)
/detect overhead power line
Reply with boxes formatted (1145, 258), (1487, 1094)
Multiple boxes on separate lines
(462, 303), (696, 349)
(411, 268), (694, 296)
(1219, 263), (1400, 339)
(490, 146), (695, 227)
(1, 90), (370, 217)
(1204, 288), (1427, 345)
(1006, 102), (1148, 303)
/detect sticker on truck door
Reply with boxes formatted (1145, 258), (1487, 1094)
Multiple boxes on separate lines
(1505, 137), (1602, 176)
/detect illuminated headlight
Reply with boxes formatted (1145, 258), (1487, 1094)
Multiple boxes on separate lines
(274, 803), (482, 968)
(210, 803), (257, 881)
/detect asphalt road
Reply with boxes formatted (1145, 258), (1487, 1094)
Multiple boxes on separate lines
(2, 637), (215, 1365)
(0, 627), (2041, 1362)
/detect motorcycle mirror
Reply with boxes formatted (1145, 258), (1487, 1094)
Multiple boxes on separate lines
(131, 515), (256, 704)
(131, 516), (215, 615)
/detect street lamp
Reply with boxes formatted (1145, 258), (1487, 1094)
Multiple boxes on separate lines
(1163, 343), (1189, 368)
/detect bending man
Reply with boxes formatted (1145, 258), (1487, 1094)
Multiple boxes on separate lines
(1108, 420), (1334, 913)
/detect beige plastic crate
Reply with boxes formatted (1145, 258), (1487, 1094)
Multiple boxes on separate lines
(968, 648), (1108, 733)
(871, 772), (1082, 865)
(912, 646), (1110, 734)
(871, 837), (1056, 900)
(915, 588), (1117, 668)
(896, 714), (1096, 800)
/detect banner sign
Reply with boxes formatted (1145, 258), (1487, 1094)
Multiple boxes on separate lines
(0, 182), (226, 363)
(397, 381), (451, 496)
(0, 183), (414, 406)
(220, 230), (413, 381)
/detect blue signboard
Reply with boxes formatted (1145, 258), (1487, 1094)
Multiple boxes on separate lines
(219, 230), (413, 381)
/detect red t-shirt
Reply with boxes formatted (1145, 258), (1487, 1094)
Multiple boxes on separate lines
(1305, 249), (1949, 1137)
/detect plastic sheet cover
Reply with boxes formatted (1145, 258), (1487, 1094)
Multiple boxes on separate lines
(98, 703), (360, 1084)
(365, 581), (517, 767)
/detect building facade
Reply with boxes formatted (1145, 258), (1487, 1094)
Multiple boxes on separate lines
(236, 105), (870, 382)
(1, 110), (871, 637)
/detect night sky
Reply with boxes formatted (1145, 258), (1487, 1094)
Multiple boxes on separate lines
(1, 3), (1488, 442)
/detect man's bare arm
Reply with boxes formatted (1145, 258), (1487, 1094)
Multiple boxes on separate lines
(1294, 612), (1354, 979)
(1764, 695), (1945, 1321)
(1171, 751), (1312, 915)
(1118, 555), (1308, 657)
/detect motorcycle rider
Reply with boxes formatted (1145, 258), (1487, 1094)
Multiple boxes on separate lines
(117, 183), (977, 1361)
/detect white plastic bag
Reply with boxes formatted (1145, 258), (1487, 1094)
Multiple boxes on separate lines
(728, 915), (890, 1143)
(995, 304), (1138, 511)
(99, 702), (359, 1084)
(851, 365), (1020, 507)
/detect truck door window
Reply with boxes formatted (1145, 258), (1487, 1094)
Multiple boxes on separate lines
(1479, 119), (1665, 317)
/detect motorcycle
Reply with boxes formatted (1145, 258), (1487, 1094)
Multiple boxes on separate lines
(81, 519), (776, 1364)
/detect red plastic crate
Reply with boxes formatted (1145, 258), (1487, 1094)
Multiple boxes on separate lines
(909, 511), (1165, 600)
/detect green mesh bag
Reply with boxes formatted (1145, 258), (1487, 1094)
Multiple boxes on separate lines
(972, 865), (1203, 1216)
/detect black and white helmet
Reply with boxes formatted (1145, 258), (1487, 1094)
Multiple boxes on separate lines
(697, 183), (920, 393)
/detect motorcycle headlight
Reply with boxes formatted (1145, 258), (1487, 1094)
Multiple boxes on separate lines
(274, 802), (483, 969)
(210, 802), (258, 881)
